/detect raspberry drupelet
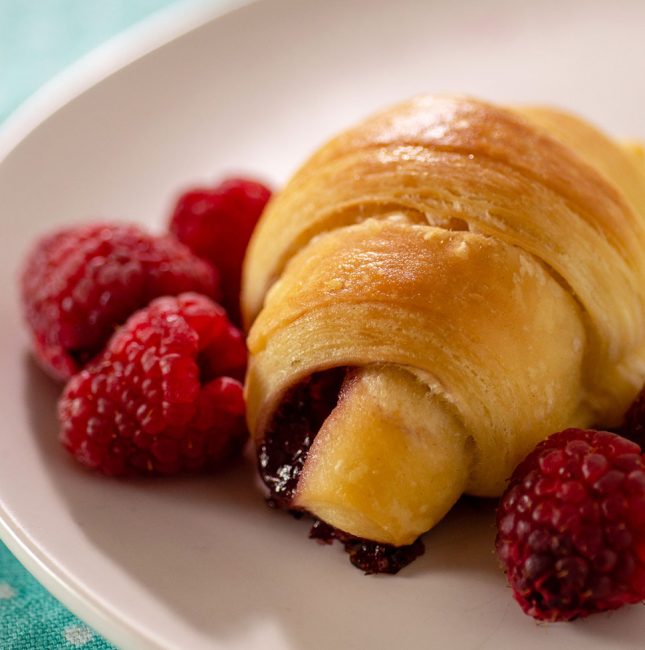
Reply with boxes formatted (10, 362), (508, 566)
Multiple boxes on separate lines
(21, 223), (220, 380)
(168, 178), (271, 324)
(496, 428), (645, 621)
(58, 293), (248, 477)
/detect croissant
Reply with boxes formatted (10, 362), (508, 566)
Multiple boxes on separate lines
(241, 95), (645, 562)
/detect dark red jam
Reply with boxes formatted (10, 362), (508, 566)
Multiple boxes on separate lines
(258, 367), (425, 574)
(258, 368), (347, 509)
(309, 520), (425, 575)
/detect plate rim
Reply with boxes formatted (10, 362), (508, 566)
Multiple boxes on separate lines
(0, 0), (252, 166)
(4, 1), (645, 648)
(0, 1), (257, 648)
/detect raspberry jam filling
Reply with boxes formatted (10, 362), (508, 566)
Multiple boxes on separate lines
(258, 368), (346, 508)
(258, 368), (425, 574)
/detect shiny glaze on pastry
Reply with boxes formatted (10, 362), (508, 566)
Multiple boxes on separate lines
(242, 95), (645, 549)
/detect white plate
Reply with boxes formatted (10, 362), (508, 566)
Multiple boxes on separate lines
(1, 0), (645, 648)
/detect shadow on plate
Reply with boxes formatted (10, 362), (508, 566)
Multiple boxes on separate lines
(23, 355), (645, 650)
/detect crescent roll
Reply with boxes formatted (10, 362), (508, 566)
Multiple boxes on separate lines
(241, 95), (645, 549)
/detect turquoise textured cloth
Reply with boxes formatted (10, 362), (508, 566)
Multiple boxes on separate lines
(0, 2), (189, 647)
(0, 547), (113, 649)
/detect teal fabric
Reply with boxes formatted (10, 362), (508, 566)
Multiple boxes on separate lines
(0, 2), (191, 647)
(0, 547), (113, 649)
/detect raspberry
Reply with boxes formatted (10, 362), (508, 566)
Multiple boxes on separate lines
(21, 223), (220, 380)
(496, 428), (645, 621)
(168, 178), (271, 324)
(58, 293), (248, 477)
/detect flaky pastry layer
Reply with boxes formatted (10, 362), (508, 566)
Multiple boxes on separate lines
(242, 95), (645, 545)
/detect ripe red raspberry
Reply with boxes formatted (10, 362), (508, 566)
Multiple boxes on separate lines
(496, 428), (645, 621)
(21, 223), (220, 380)
(58, 293), (248, 477)
(168, 178), (271, 324)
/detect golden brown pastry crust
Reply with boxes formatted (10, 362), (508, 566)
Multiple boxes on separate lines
(242, 95), (645, 544)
